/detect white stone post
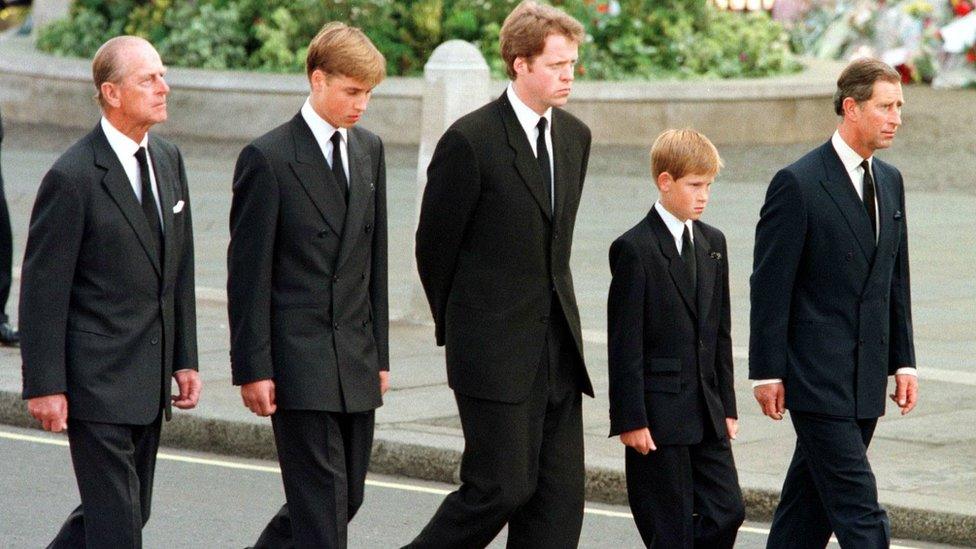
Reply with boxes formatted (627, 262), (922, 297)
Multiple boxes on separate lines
(30, 0), (71, 36)
(403, 40), (490, 323)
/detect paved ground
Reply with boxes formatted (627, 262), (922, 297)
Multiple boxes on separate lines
(0, 425), (958, 549)
(0, 83), (974, 545)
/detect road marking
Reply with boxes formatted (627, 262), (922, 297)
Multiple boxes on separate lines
(1, 429), (921, 547)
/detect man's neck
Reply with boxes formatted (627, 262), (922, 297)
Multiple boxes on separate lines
(511, 80), (547, 116)
(104, 113), (149, 144)
(837, 124), (873, 160)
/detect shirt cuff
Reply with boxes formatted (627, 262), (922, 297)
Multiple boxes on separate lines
(752, 378), (783, 387)
(895, 367), (917, 377)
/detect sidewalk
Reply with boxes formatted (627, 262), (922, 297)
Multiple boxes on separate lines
(1, 86), (975, 545)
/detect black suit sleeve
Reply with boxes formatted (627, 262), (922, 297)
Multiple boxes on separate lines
(749, 169), (807, 380)
(20, 168), (86, 398)
(888, 172), (915, 373)
(415, 128), (482, 345)
(227, 144), (279, 385)
(172, 150), (198, 373)
(715, 233), (737, 418)
(371, 139), (389, 371)
(607, 238), (649, 436)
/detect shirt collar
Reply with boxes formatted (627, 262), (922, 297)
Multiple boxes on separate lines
(831, 130), (871, 174)
(506, 83), (552, 137)
(301, 97), (347, 147)
(654, 201), (693, 243)
(100, 116), (147, 159)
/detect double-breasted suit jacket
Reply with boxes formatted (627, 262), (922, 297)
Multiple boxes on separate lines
(21, 124), (198, 424)
(415, 92), (594, 403)
(608, 209), (736, 444)
(228, 113), (388, 412)
(749, 141), (915, 418)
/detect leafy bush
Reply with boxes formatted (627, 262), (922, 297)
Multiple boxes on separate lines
(36, 0), (800, 80)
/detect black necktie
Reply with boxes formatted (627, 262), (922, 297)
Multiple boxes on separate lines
(682, 224), (697, 289)
(860, 159), (877, 238)
(134, 147), (163, 261)
(536, 117), (552, 212)
(330, 131), (349, 204)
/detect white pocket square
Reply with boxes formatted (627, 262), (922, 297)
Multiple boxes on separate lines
(172, 200), (184, 214)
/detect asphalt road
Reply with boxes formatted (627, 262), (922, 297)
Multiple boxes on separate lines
(0, 426), (956, 549)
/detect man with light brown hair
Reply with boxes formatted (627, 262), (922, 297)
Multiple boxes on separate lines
(21, 35), (199, 547)
(409, 2), (593, 547)
(228, 21), (389, 549)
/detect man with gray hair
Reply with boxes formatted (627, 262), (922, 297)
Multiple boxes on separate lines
(20, 35), (199, 547)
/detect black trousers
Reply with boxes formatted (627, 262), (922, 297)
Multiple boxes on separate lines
(766, 412), (889, 549)
(625, 418), (744, 549)
(49, 415), (163, 549)
(406, 299), (585, 549)
(253, 409), (375, 549)
(0, 110), (12, 320)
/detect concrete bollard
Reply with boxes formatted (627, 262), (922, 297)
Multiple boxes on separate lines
(403, 40), (490, 323)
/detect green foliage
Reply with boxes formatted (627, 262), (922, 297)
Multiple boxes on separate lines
(36, 0), (800, 80)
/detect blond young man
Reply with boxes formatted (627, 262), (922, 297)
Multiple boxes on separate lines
(608, 129), (744, 548)
(227, 22), (389, 549)
(21, 36), (199, 547)
(410, 2), (594, 547)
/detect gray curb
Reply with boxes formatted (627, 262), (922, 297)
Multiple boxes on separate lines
(3, 391), (973, 546)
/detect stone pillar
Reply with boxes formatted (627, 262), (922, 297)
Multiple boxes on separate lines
(403, 40), (490, 323)
(29, 0), (71, 36)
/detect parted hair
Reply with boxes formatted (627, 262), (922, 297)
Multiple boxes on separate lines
(833, 57), (901, 116)
(306, 22), (386, 86)
(650, 129), (724, 180)
(499, 1), (585, 80)
(92, 35), (147, 109)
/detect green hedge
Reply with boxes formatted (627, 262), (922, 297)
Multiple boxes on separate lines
(37, 0), (800, 79)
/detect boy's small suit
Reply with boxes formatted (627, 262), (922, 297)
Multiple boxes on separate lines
(607, 202), (744, 548)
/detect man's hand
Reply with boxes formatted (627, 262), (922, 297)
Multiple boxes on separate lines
(754, 382), (786, 420)
(28, 394), (68, 432)
(172, 369), (202, 409)
(726, 417), (739, 440)
(891, 373), (918, 415)
(241, 379), (276, 417)
(379, 371), (390, 395)
(619, 427), (656, 455)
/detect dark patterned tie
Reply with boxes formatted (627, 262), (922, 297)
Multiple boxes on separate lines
(860, 159), (877, 238)
(682, 224), (697, 289)
(536, 117), (552, 213)
(134, 147), (163, 262)
(331, 131), (349, 204)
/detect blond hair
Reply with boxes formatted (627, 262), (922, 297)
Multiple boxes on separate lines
(499, 1), (585, 80)
(306, 22), (386, 87)
(650, 129), (724, 180)
(92, 35), (147, 108)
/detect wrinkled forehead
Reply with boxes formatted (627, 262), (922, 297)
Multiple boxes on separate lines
(119, 42), (165, 78)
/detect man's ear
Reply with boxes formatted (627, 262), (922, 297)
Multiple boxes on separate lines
(101, 82), (121, 109)
(656, 171), (673, 193)
(513, 56), (528, 77)
(309, 69), (328, 93)
(843, 96), (860, 119)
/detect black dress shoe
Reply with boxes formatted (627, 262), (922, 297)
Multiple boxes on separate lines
(0, 322), (19, 346)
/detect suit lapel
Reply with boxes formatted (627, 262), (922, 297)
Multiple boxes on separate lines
(335, 128), (372, 272)
(693, 223), (716, 322)
(288, 114), (347, 237)
(93, 126), (162, 277)
(498, 94), (552, 221)
(148, 138), (176, 284)
(818, 142), (876, 261)
(646, 209), (696, 318)
(864, 162), (898, 287)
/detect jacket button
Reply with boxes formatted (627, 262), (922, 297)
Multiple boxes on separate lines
(846, 252), (853, 261)
(361, 273), (366, 280)
(318, 230), (328, 238)
(333, 322), (339, 330)
(365, 224), (372, 233)
(151, 337), (159, 345)
(362, 320), (368, 327)
(333, 275), (339, 282)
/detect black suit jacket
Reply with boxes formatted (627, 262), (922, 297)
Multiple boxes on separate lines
(749, 140), (915, 419)
(228, 114), (388, 413)
(20, 124), (198, 425)
(415, 92), (594, 403)
(607, 209), (736, 444)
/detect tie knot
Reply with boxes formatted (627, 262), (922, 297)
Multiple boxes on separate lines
(860, 159), (870, 173)
(331, 131), (342, 147)
(134, 147), (148, 163)
(536, 117), (547, 132)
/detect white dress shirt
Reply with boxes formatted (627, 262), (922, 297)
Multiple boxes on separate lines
(100, 117), (163, 225)
(506, 83), (554, 211)
(654, 201), (693, 253)
(300, 98), (349, 185)
(752, 133), (915, 388)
